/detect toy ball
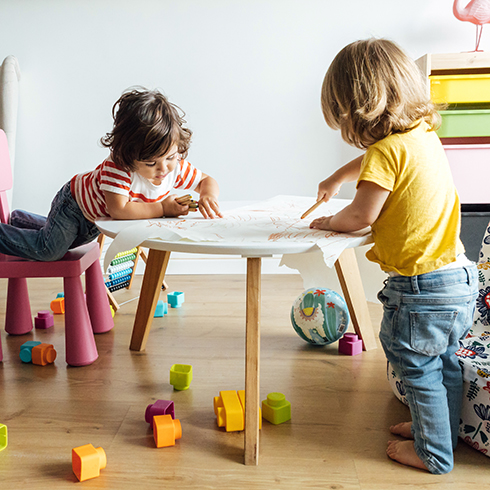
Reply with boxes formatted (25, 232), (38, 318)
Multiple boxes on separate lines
(291, 288), (349, 345)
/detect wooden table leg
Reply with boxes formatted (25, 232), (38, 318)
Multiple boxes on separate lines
(130, 249), (171, 351)
(244, 257), (261, 465)
(334, 248), (377, 351)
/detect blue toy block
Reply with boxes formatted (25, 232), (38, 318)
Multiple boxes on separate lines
(56, 292), (64, 298)
(154, 300), (168, 317)
(167, 292), (184, 308)
(20, 341), (42, 363)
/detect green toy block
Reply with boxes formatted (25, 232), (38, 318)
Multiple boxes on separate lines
(262, 392), (291, 425)
(0, 424), (7, 451)
(170, 364), (193, 390)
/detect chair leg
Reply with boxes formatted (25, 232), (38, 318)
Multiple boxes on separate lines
(5, 278), (33, 335)
(63, 275), (98, 366)
(85, 261), (114, 334)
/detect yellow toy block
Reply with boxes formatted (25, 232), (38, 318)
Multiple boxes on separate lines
(0, 424), (7, 451)
(237, 390), (262, 429)
(72, 443), (106, 482)
(153, 414), (182, 448)
(214, 390), (262, 432)
(214, 390), (244, 432)
(31, 343), (57, 366)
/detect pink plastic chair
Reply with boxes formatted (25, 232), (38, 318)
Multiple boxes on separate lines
(0, 130), (113, 365)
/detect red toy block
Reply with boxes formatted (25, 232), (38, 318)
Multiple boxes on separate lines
(34, 310), (54, 329)
(145, 400), (175, 424)
(31, 343), (57, 365)
(338, 333), (363, 356)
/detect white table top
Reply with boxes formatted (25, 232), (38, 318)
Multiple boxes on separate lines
(95, 200), (372, 259)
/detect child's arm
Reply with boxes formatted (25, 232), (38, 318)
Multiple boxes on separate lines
(317, 154), (364, 203)
(310, 180), (390, 233)
(194, 173), (223, 219)
(104, 191), (188, 220)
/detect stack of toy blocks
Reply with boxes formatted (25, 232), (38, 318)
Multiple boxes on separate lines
(144, 399), (182, 448)
(416, 52), (490, 259)
(213, 390), (262, 432)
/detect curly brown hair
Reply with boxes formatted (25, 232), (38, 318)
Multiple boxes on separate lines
(321, 38), (441, 149)
(100, 87), (192, 171)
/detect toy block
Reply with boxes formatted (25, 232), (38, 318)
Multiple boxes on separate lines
(170, 364), (192, 390)
(338, 333), (363, 356)
(167, 291), (184, 308)
(50, 297), (65, 314)
(154, 300), (168, 317)
(237, 390), (262, 429)
(31, 343), (57, 366)
(20, 340), (42, 363)
(0, 424), (7, 451)
(56, 292), (64, 298)
(72, 443), (107, 482)
(145, 400), (175, 424)
(214, 390), (244, 432)
(34, 310), (54, 329)
(153, 414), (182, 448)
(262, 392), (291, 425)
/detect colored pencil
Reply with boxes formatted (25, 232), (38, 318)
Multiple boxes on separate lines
(300, 200), (324, 219)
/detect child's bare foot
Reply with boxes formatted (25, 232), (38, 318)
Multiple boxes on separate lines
(390, 422), (413, 439)
(386, 440), (429, 471)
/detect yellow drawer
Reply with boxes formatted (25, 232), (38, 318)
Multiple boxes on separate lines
(430, 74), (490, 104)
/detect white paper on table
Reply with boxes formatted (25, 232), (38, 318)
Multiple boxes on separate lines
(103, 195), (373, 271)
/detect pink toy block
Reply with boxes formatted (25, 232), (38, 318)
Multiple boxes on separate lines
(34, 310), (54, 329)
(338, 333), (363, 356)
(145, 400), (175, 424)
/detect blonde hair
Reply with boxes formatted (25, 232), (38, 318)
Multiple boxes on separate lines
(321, 38), (441, 149)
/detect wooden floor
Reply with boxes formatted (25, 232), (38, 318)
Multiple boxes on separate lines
(0, 274), (488, 489)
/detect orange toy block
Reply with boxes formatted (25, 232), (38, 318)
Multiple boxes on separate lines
(72, 443), (107, 482)
(50, 297), (65, 314)
(31, 343), (57, 366)
(153, 414), (182, 448)
(214, 390), (244, 432)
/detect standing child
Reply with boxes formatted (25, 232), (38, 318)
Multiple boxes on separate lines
(309, 38), (477, 474)
(0, 87), (222, 261)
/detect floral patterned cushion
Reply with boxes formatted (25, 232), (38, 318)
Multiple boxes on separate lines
(471, 222), (490, 337)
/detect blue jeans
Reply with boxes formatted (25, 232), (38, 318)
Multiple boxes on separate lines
(0, 182), (100, 261)
(378, 265), (477, 474)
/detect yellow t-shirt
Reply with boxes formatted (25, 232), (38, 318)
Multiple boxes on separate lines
(358, 121), (464, 276)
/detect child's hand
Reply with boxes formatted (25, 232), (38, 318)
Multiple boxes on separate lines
(309, 216), (334, 231)
(317, 177), (341, 203)
(161, 195), (190, 217)
(198, 196), (223, 219)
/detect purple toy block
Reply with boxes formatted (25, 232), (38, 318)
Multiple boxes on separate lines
(338, 333), (363, 356)
(145, 400), (175, 424)
(34, 310), (54, 329)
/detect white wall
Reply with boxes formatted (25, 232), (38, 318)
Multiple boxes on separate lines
(0, 0), (481, 300)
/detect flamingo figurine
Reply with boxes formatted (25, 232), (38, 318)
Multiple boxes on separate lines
(453, 0), (490, 51)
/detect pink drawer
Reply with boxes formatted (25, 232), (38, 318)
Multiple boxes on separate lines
(444, 144), (490, 204)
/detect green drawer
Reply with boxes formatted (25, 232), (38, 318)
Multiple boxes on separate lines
(437, 109), (490, 138)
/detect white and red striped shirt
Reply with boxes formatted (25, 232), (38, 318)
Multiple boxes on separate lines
(71, 158), (202, 222)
